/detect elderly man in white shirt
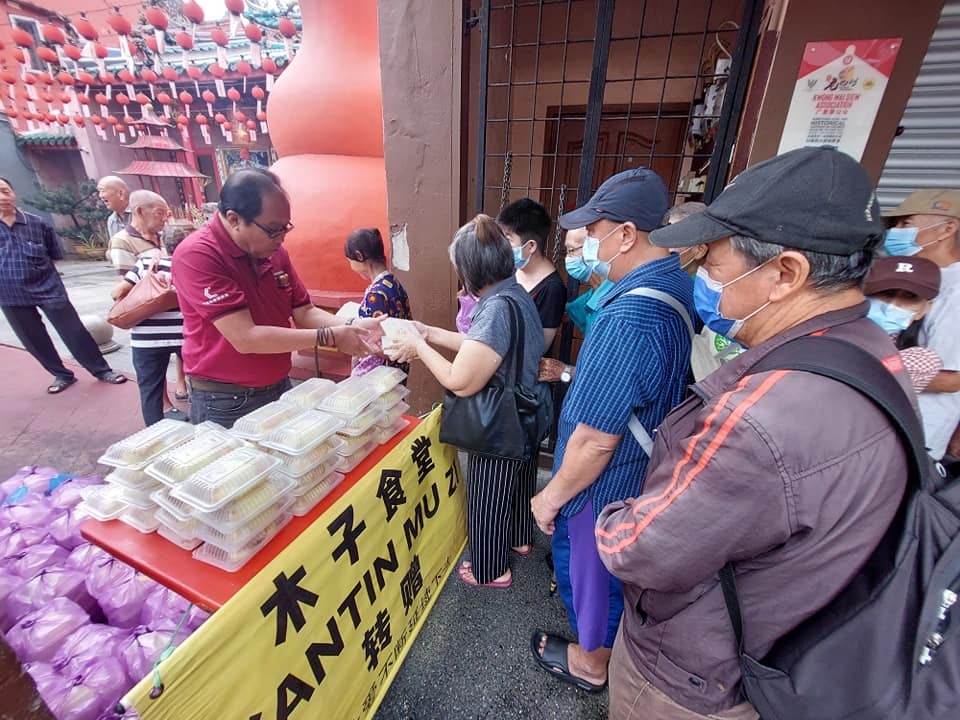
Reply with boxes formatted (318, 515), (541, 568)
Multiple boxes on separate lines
(97, 175), (131, 242)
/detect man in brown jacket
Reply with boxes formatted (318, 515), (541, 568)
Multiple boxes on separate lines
(595, 147), (912, 719)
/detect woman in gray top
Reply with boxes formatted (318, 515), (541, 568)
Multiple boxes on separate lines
(392, 214), (544, 587)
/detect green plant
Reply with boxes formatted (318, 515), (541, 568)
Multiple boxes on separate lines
(27, 180), (110, 246)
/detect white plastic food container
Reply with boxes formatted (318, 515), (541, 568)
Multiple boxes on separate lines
(78, 485), (128, 521)
(170, 446), (280, 512)
(195, 498), (293, 552)
(117, 505), (159, 534)
(318, 379), (378, 417)
(266, 438), (342, 478)
(335, 441), (378, 473)
(356, 365), (407, 394)
(98, 419), (194, 469)
(191, 473), (295, 533)
(230, 401), (302, 441)
(337, 404), (384, 437)
(370, 384), (411, 411)
(146, 430), (243, 486)
(259, 411), (344, 455)
(191, 514), (291, 572)
(103, 467), (158, 492)
(280, 378), (336, 410)
(288, 458), (342, 497)
(289, 472), (345, 517)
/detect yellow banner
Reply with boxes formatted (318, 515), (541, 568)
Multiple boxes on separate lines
(124, 408), (465, 720)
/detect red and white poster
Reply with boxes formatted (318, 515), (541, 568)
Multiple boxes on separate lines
(778, 38), (902, 160)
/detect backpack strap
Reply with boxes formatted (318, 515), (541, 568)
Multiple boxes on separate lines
(624, 287), (695, 456)
(719, 334), (929, 654)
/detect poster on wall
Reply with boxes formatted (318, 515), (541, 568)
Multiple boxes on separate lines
(777, 38), (902, 160)
(215, 147), (279, 186)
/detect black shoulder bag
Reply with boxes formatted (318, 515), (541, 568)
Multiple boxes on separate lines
(439, 294), (553, 460)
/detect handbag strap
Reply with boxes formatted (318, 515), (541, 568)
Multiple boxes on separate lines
(498, 293), (527, 392)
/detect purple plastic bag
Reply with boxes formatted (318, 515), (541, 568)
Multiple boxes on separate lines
(139, 586), (209, 632)
(24, 660), (64, 709)
(86, 559), (157, 629)
(50, 476), (102, 510)
(0, 493), (58, 529)
(5, 543), (70, 580)
(0, 523), (53, 555)
(54, 623), (133, 681)
(0, 571), (23, 633)
(57, 655), (130, 720)
(121, 628), (176, 684)
(5, 597), (89, 663)
(0, 466), (35, 499)
(6, 568), (98, 622)
(67, 543), (112, 573)
(49, 504), (92, 550)
(23, 467), (60, 493)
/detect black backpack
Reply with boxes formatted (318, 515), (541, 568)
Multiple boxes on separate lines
(719, 336), (960, 720)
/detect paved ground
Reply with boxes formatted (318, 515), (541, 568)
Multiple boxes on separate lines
(0, 261), (608, 720)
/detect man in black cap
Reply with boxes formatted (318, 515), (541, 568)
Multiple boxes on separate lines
(530, 168), (695, 693)
(593, 147), (913, 719)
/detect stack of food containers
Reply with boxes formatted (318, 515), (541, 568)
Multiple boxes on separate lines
(357, 366), (412, 444)
(320, 378), (385, 473)
(81, 419), (196, 533)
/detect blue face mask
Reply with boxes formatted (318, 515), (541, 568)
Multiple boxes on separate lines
(565, 256), (593, 282)
(513, 244), (529, 270)
(693, 263), (770, 340)
(583, 224), (624, 279)
(883, 220), (949, 257)
(867, 298), (916, 336)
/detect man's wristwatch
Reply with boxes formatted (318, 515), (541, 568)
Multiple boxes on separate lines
(560, 365), (572, 384)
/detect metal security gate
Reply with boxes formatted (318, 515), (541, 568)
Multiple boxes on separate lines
(878, 0), (960, 209)
(472, 0), (763, 258)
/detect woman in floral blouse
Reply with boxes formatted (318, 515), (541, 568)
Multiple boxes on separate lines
(344, 227), (413, 375)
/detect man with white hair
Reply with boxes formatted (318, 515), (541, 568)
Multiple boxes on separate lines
(97, 175), (130, 240)
(106, 189), (168, 276)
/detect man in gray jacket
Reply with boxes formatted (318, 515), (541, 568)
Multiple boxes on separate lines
(595, 147), (912, 719)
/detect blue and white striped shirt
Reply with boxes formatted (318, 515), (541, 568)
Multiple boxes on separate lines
(0, 210), (68, 307)
(555, 253), (695, 519)
(124, 256), (184, 349)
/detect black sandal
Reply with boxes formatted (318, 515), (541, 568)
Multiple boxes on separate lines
(47, 377), (77, 394)
(96, 370), (127, 384)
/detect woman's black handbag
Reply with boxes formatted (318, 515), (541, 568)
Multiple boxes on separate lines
(439, 294), (553, 460)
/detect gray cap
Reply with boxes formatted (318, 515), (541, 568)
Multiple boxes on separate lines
(650, 147), (882, 255)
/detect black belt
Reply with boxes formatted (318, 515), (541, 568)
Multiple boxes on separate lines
(188, 376), (287, 394)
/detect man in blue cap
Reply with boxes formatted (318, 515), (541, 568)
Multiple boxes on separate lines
(530, 168), (695, 692)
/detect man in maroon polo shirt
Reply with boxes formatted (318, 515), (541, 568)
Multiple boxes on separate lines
(173, 168), (378, 427)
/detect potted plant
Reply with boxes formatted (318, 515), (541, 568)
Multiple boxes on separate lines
(73, 231), (107, 260)
(27, 180), (110, 258)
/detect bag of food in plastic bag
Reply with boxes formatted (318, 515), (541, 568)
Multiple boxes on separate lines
(56, 655), (130, 720)
(49, 475), (102, 510)
(0, 570), (23, 633)
(53, 622), (132, 681)
(121, 626), (177, 684)
(4, 543), (69, 580)
(66, 543), (112, 573)
(48, 504), (91, 550)
(139, 586), (209, 632)
(6, 567), (98, 622)
(0, 523), (53, 555)
(86, 558), (157, 628)
(0, 492), (58, 529)
(6, 597), (89, 663)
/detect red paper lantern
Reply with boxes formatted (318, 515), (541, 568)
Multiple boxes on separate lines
(106, 9), (132, 36)
(59, 92), (70, 104)
(175, 31), (194, 51)
(251, 86), (265, 100)
(183, 1), (205, 24)
(256, 110), (267, 121)
(209, 64), (226, 79)
(74, 14), (99, 41)
(202, 90), (216, 104)
(91, 115), (103, 126)
(73, 115), (84, 127)
(0, 70), (17, 85)
(118, 69), (136, 84)
(21, 111), (35, 121)
(214, 112), (226, 124)
(235, 111), (247, 122)
(236, 59), (252, 76)
(37, 47), (58, 64)
(94, 93), (109, 105)
(141, 69), (158, 85)
(3, 107), (17, 118)
(246, 119), (256, 130)
(63, 44), (82, 61)
(123, 115), (135, 125)
(11, 29), (35, 48)
(44, 112), (55, 123)
(186, 66), (202, 80)
(145, 8), (169, 31)
(11, 49), (25, 65)
(227, 88), (241, 102)
(179, 91), (194, 105)
(36, 72), (54, 86)
(57, 114), (69, 126)
(261, 57), (278, 74)
(99, 72), (116, 86)
(210, 27), (229, 48)
(146, 36), (159, 53)
(244, 24), (262, 43)
(135, 93), (151, 105)
(40, 91), (53, 103)
(157, 92), (173, 105)
(77, 93), (90, 105)
(222, 121), (233, 131)
(177, 114), (188, 125)
(41, 24), (66, 46)
(22, 74), (36, 86)
(278, 18), (297, 38)
(93, 44), (109, 60)
(195, 114), (208, 125)
(225, 0), (245, 16)
(56, 72), (75, 86)
(116, 93), (130, 105)
(162, 67), (179, 82)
